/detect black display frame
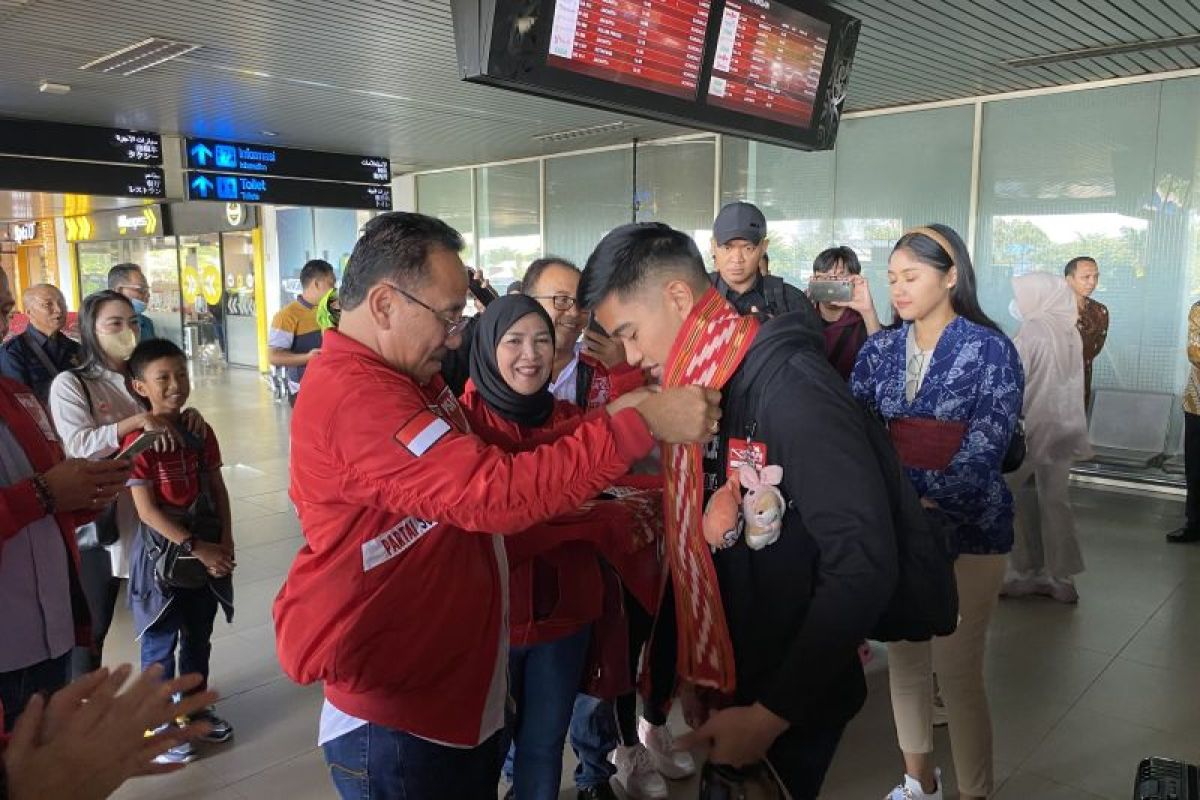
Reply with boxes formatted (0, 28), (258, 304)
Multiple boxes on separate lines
(454, 0), (860, 151)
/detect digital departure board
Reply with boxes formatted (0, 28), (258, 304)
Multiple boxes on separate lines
(452, 0), (860, 151)
(0, 119), (162, 164)
(547, 0), (712, 100)
(185, 138), (390, 184)
(706, 0), (829, 127)
(0, 156), (165, 198)
(187, 171), (392, 211)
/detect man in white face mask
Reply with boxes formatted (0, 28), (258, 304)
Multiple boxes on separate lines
(108, 264), (156, 341)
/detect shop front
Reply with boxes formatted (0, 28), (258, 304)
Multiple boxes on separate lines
(69, 202), (263, 367)
(4, 219), (60, 298)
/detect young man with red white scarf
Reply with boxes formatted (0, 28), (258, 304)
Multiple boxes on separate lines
(274, 212), (721, 800)
(579, 222), (897, 798)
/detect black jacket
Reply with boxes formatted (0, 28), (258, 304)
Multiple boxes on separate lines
(702, 311), (897, 727)
(709, 272), (820, 329)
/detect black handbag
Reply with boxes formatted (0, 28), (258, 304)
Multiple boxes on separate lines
(144, 432), (224, 590)
(1001, 418), (1027, 474)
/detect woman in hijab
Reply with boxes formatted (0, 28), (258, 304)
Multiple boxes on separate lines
(460, 295), (650, 800)
(1002, 272), (1092, 603)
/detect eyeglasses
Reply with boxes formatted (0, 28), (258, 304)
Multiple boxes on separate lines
(118, 284), (150, 298)
(530, 294), (578, 311)
(382, 283), (471, 338)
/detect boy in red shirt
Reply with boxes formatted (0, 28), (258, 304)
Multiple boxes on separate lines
(124, 338), (235, 764)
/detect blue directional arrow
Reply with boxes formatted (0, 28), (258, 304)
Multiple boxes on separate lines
(190, 174), (214, 199)
(190, 142), (213, 167)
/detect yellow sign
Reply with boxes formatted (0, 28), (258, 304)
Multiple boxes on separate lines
(201, 263), (222, 305)
(64, 215), (94, 242)
(181, 265), (200, 305)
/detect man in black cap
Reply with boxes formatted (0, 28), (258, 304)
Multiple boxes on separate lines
(709, 202), (818, 325)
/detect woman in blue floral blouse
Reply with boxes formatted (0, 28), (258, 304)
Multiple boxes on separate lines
(851, 224), (1023, 800)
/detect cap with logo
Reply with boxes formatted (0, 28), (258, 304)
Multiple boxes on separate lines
(713, 201), (767, 245)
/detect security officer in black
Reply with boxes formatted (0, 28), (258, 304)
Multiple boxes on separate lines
(709, 201), (820, 328)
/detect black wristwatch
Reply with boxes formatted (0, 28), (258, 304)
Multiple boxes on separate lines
(180, 536), (196, 555)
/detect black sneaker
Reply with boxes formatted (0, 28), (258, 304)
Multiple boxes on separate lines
(191, 708), (234, 743)
(578, 784), (619, 800)
(1167, 527), (1200, 544)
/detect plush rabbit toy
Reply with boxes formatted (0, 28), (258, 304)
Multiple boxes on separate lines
(739, 463), (785, 550)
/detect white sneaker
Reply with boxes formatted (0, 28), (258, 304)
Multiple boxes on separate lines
(885, 770), (942, 800)
(1000, 569), (1044, 597)
(612, 744), (668, 800)
(148, 724), (196, 765)
(637, 718), (696, 780)
(1043, 576), (1079, 604)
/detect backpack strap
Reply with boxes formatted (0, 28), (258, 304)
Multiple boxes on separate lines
(72, 371), (95, 416)
(763, 277), (789, 316)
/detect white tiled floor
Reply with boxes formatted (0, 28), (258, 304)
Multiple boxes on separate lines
(103, 368), (1200, 800)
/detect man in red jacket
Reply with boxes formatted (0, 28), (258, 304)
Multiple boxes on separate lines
(0, 268), (131, 732)
(273, 212), (719, 800)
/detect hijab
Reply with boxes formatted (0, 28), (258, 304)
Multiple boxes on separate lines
(469, 294), (557, 428)
(1011, 272), (1091, 464)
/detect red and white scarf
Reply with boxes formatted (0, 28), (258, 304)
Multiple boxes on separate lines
(661, 288), (759, 692)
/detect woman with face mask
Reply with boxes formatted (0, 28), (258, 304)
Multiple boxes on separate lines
(849, 225), (1024, 800)
(457, 295), (657, 800)
(47, 290), (201, 677)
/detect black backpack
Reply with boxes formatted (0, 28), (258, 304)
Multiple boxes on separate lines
(761, 275), (791, 317)
(728, 345), (959, 644)
(858, 404), (960, 642)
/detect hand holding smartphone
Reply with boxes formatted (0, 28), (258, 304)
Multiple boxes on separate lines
(109, 430), (163, 461)
(808, 278), (854, 304)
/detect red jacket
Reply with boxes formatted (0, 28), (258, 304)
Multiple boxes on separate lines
(577, 355), (646, 411)
(273, 331), (655, 746)
(461, 389), (614, 648)
(0, 378), (93, 734)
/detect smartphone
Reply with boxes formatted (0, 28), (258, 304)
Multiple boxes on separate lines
(466, 267), (499, 307)
(110, 430), (163, 461)
(808, 279), (854, 304)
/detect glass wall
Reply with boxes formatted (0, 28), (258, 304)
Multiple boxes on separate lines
(635, 139), (716, 252)
(545, 149), (635, 268)
(416, 171), (476, 266)
(77, 237), (183, 346)
(477, 162), (541, 286)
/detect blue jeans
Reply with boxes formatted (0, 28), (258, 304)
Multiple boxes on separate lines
(0, 652), (70, 732)
(323, 724), (502, 800)
(503, 626), (592, 799)
(569, 694), (619, 789)
(139, 587), (217, 690)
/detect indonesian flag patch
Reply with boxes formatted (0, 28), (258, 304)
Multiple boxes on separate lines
(394, 411), (451, 457)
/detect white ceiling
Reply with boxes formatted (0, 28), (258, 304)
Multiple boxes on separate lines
(0, 0), (1196, 177)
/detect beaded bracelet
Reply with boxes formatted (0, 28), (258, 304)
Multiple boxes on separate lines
(30, 473), (55, 515)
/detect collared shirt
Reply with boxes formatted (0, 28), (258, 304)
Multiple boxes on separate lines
(0, 327), (82, 403)
(1077, 296), (1109, 404)
(136, 313), (157, 341)
(714, 274), (773, 316)
(548, 345), (584, 403)
(0, 421), (75, 672)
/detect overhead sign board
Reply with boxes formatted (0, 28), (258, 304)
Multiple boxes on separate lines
(185, 138), (390, 184)
(186, 171), (392, 211)
(10, 222), (39, 243)
(0, 156), (165, 198)
(65, 205), (171, 242)
(0, 119), (162, 164)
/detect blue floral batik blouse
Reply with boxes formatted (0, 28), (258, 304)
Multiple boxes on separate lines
(850, 317), (1025, 555)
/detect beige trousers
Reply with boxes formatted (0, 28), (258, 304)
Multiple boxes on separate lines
(888, 554), (1007, 797)
(1006, 460), (1085, 578)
